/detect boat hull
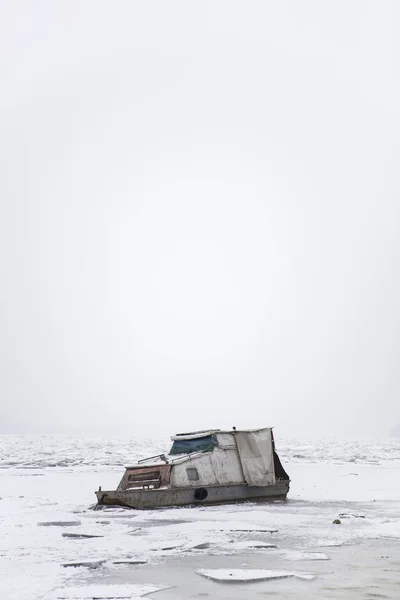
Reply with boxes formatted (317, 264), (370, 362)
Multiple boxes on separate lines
(95, 480), (290, 510)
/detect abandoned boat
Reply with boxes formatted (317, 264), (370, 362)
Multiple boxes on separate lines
(95, 427), (290, 509)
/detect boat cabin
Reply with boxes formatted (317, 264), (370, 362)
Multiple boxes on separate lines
(116, 427), (289, 494)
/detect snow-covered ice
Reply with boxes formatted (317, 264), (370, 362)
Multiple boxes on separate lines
(1, 434), (399, 599)
(280, 550), (330, 561)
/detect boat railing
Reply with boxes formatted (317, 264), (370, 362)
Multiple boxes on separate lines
(138, 453), (168, 464)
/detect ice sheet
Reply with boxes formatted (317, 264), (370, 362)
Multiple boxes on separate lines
(1, 434), (399, 599)
(1, 434), (399, 469)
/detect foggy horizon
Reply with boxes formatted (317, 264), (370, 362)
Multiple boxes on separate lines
(1, 1), (399, 440)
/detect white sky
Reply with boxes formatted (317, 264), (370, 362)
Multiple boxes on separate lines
(0, 1), (399, 438)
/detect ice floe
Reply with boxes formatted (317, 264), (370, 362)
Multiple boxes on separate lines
(44, 584), (167, 599)
(38, 520), (82, 527)
(112, 560), (148, 565)
(224, 540), (277, 550)
(62, 532), (104, 539)
(196, 568), (316, 582)
(149, 540), (186, 551)
(62, 560), (107, 569)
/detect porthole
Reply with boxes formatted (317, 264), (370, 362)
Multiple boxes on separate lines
(194, 487), (208, 501)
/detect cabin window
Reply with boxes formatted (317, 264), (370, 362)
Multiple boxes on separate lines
(186, 467), (199, 481)
(127, 471), (161, 488)
(169, 435), (216, 455)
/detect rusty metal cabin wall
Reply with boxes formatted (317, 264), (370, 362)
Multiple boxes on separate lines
(117, 465), (171, 491)
(170, 446), (245, 488)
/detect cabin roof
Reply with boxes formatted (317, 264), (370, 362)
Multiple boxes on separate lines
(126, 427), (274, 469)
(171, 427), (272, 441)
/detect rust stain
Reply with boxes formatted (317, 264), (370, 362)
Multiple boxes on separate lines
(117, 465), (171, 491)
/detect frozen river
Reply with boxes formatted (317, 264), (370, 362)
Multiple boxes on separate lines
(0, 435), (399, 599)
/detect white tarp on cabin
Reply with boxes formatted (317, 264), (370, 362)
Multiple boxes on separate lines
(234, 429), (275, 486)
